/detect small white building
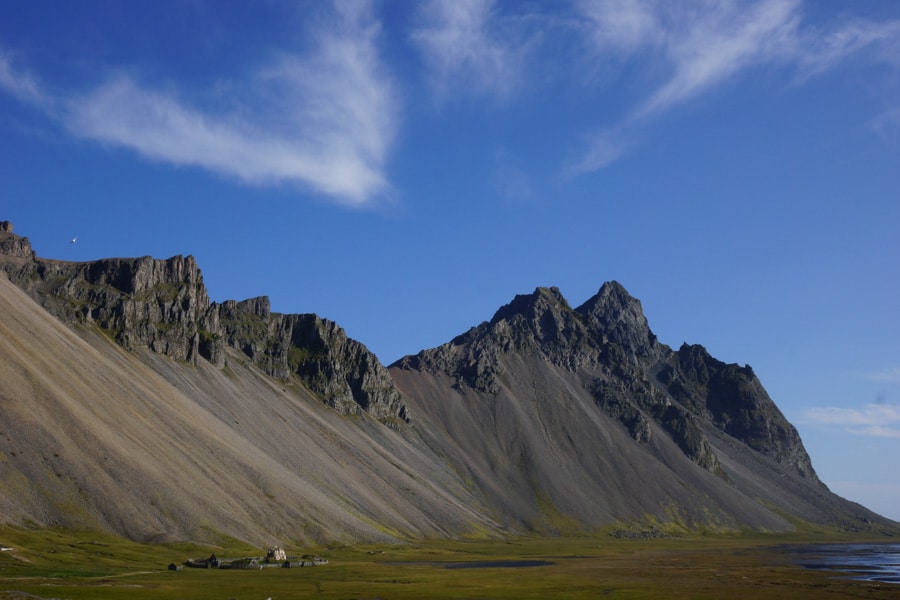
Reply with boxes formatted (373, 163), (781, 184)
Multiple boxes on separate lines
(267, 546), (287, 562)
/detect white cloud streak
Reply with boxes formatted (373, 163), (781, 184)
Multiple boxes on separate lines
(566, 127), (639, 176)
(635, 0), (801, 119)
(802, 403), (900, 439)
(577, 0), (662, 59)
(864, 367), (900, 384)
(572, 0), (900, 173)
(3, 2), (899, 195)
(0, 54), (46, 107)
(797, 18), (900, 77)
(870, 104), (900, 142)
(412, 0), (526, 102)
(1, 1), (397, 206)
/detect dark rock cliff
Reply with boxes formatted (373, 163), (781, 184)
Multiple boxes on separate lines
(0, 221), (36, 259)
(0, 223), (407, 424)
(216, 297), (408, 423)
(658, 343), (816, 478)
(0, 250), (213, 364)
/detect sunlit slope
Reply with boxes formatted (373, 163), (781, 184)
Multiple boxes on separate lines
(0, 272), (489, 544)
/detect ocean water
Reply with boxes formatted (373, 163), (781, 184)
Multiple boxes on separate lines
(794, 543), (900, 583)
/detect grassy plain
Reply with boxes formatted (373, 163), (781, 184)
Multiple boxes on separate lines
(0, 526), (897, 599)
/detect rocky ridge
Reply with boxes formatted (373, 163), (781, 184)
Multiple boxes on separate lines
(0, 222), (407, 424)
(0, 221), (35, 259)
(216, 297), (407, 423)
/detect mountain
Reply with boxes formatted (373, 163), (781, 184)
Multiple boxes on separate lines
(0, 220), (894, 544)
(389, 284), (853, 532)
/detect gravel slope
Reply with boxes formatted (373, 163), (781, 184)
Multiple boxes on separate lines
(0, 272), (490, 544)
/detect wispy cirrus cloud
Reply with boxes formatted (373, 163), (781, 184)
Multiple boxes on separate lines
(412, 0), (529, 103)
(570, 0), (900, 174)
(802, 403), (900, 439)
(0, 1), (397, 206)
(577, 0), (661, 57)
(796, 17), (900, 77)
(0, 53), (46, 107)
(870, 104), (900, 141)
(863, 367), (900, 384)
(4, 2), (898, 197)
(634, 0), (800, 120)
(566, 126), (640, 176)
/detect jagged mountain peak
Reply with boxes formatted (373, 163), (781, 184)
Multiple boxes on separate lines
(489, 285), (570, 325)
(483, 281), (660, 360)
(485, 286), (589, 363)
(577, 280), (640, 318)
(399, 282), (664, 382)
(576, 281), (662, 361)
(488, 282), (649, 324)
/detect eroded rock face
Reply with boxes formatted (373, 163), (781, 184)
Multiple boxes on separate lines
(1, 251), (213, 364)
(0, 221), (36, 260)
(396, 286), (599, 393)
(217, 299), (408, 423)
(285, 315), (408, 423)
(659, 343), (816, 478)
(576, 281), (664, 363)
(0, 222), (407, 424)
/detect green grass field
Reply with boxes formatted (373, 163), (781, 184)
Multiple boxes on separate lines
(0, 526), (896, 599)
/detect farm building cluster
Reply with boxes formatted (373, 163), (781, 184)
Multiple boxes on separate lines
(170, 546), (328, 570)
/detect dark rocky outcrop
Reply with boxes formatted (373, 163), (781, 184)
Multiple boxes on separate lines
(397, 287), (598, 393)
(0, 221), (36, 259)
(216, 297), (407, 423)
(0, 222), (407, 425)
(0, 251), (213, 364)
(658, 343), (816, 478)
(576, 280), (664, 363)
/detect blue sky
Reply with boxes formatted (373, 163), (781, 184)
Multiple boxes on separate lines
(1, 0), (898, 521)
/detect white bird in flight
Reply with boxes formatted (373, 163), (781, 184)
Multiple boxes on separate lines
(70, 237), (77, 244)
